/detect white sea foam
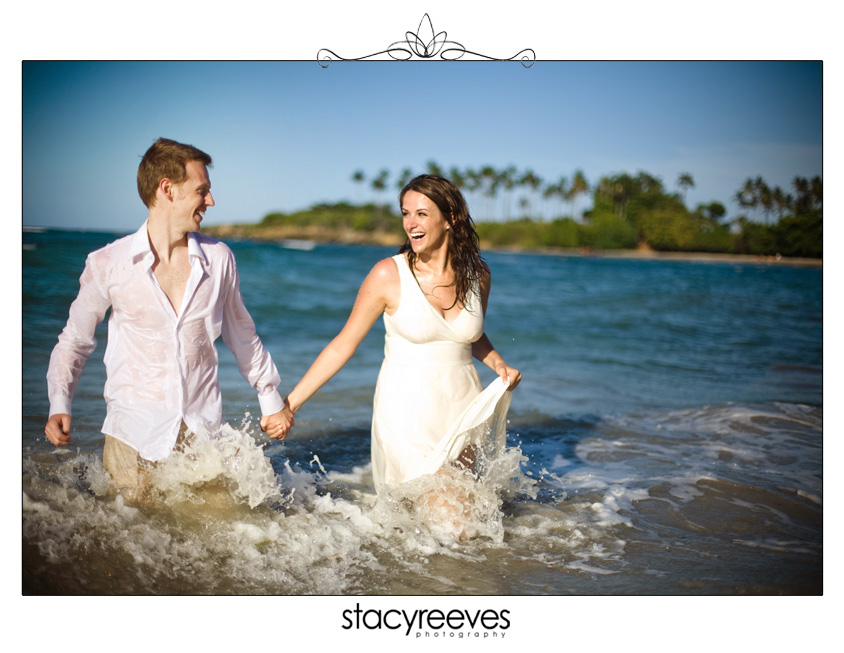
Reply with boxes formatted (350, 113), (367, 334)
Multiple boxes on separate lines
(21, 401), (822, 594)
(22, 419), (546, 593)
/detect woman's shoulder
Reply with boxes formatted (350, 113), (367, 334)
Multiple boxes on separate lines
(374, 254), (402, 274)
(358, 256), (402, 311)
(363, 255), (402, 288)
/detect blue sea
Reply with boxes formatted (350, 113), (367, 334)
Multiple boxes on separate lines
(21, 228), (822, 597)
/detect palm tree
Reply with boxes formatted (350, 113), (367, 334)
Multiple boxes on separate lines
(772, 186), (790, 221)
(809, 177), (823, 209)
(791, 176), (823, 215)
(556, 177), (571, 219)
(479, 165), (498, 220)
(792, 176), (810, 214)
(543, 177), (567, 219)
(498, 165), (517, 221)
(809, 176), (823, 210)
(517, 196), (530, 219)
(448, 167), (467, 196)
(371, 169), (389, 215)
(396, 167), (414, 191)
(518, 169), (542, 220)
(568, 170), (588, 222)
(754, 176), (773, 224)
(352, 170), (365, 204)
(461, 167), (481, 215)
(677, 172), (695, 205)
(597, 174), (636, 221)
(734, 178), (757, 219)
(426, 160), (443, 177)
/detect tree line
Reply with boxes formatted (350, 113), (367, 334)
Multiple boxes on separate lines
(343, 164), (821, 258)
(351, 163), (591, 223)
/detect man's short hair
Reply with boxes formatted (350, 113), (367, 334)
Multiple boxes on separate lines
(137, 138), (213, 208)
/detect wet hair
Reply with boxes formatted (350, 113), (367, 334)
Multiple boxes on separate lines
(137, 137), (212, 208)
(399, 174), (486, 310)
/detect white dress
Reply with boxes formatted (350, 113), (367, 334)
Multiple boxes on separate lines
(370, 254), (511, 493)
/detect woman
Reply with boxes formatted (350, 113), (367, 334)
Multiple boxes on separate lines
(273, 174), (521, 495)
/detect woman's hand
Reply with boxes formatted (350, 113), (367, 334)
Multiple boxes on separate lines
(496, 364), (522, 390)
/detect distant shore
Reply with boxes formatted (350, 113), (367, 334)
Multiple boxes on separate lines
(518, 245), (823, 268)
(204, 223), (403, 247)
(203, 224), (822, 268)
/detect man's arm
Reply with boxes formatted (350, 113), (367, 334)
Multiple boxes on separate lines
(219, 251), (293, 438)
(45, 255), (111, 445)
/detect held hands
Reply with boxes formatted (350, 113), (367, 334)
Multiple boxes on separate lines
(260, 401), (295, 441)
(45, 413), (72, 446)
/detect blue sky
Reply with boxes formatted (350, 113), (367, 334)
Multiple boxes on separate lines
(22, 60), (822, 231)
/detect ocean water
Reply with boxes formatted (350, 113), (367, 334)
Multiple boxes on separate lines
(21, 229), (823, 596)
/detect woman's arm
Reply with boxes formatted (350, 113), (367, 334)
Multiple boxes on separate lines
(471, 264), (522, 390)
(472, 334), (521, 390)
(285, 258), (400, 416)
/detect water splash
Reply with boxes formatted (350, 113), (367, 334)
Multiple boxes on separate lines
(22, 418), (538, 594)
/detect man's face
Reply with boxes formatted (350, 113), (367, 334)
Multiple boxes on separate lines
(172, 160), (215, 232)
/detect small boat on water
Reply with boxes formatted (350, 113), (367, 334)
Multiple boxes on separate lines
(280, 239), (317, 251)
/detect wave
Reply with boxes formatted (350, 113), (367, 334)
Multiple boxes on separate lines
(22, 420), (537, 595)
(22, 401), (822, 595)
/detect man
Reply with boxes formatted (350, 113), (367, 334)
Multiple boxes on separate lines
(45, 137), (293, 490)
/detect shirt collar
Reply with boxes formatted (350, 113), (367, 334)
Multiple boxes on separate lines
(129, 220), (153, 261)
(130, 220), (208, 266)
(186, 231), (208, 265)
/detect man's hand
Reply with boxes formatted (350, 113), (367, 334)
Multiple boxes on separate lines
(260, 403), (295, 441)
(45, 413), (72, 446)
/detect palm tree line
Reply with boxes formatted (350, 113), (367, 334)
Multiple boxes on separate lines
(734, 175), (823, 225)
(351, 162), (591, 223)
(351, 164), (821, 229)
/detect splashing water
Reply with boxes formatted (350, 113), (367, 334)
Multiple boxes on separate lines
(22, 416), (537, 595)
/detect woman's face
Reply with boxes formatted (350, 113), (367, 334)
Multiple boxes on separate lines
(401, 189), (450, 255)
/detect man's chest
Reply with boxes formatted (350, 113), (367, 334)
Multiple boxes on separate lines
(107, 263), (219, 325)
(153, 260), (191, 314)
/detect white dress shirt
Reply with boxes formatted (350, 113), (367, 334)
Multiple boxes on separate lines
(47, 222), (284, 461)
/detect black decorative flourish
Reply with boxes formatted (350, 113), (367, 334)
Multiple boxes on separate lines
(317, 14), (535, 68)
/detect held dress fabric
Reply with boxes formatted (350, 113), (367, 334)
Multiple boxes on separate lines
(371, 254), (511, 493)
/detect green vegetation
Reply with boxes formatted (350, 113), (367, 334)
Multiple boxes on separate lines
(260, 201), (404, 237)
(241, 166), (822, 259)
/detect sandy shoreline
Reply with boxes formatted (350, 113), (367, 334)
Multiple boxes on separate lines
(509, 246), (823, 268)
(203, 224), (822, 268)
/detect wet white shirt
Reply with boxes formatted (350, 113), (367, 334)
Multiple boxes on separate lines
(47, 222), (284, 460)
